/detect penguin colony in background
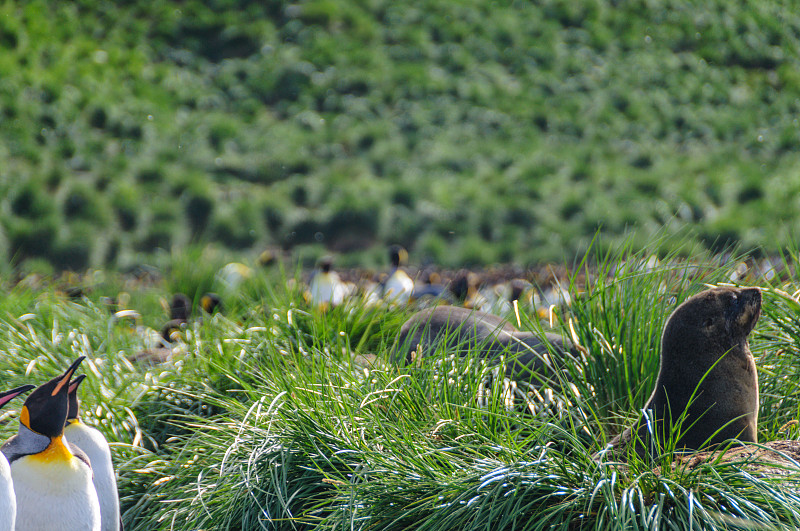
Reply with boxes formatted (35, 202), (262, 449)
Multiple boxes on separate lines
(126, 291), (222, 366)
(304, 244), (547, 315)
(0, 356), (121, 531)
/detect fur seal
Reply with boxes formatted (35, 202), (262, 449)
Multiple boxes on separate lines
(393, 305), (578, 386)
(604, 286), (761, 460)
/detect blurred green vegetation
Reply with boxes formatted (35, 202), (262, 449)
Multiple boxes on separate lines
(2, 0), (800, 271)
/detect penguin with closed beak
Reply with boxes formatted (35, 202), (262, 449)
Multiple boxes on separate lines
(2, 357), (101, 531)
(64, 375), (122, 531)
(382, 245), (414, 305)
(0, 385), (36, 531)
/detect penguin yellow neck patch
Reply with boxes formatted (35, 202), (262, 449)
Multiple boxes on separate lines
(20, 406), (30, 430)
(31, 435), (73, 464)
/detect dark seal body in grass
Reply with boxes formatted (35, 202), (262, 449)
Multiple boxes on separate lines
(605, 286), (761, 460)
(393, 305), (579, 386)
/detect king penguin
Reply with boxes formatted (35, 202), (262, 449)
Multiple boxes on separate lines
(64, 375), (122, 531)
(307, 256), (348, 309)
(2, 357), (101, 531)
(382, 245), (414, 305)
(0, 385), (35, 531)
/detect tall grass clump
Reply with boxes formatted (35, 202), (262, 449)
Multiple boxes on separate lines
(751, 246), (800, 439)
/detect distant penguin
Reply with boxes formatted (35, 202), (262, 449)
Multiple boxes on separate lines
(216, 262), (253, 294)
(199, 292), (222, 316)
(0, 385), (35, 531)
(168, 293), (192, 323)
(2, 357), (101, 531)
(448, 269), (487, 309)
(155, 292), (192, 337)
(382, 245), (414, 305)
(307, 256), (348, 309)
(126, 316), (189, 366)
(64, 375), (122, 531)
(483, 279), (532, 316)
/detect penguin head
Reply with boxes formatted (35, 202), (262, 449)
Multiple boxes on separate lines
(509, 279), (530, 303)
(318, 256), (334, 274)
(389, 245), (408, 268)
(449, 270), (473, 302)
(200, 292), (222, 315)
(20, 356), (85, 438)
(161, 320), (187, 344)
(170, 293), (192, 322)
(258, 249), (276, 267)
(66, 373), (87, 423)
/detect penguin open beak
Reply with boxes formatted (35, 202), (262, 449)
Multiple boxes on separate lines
(0, 385), (35, 408)
(51, 356), (86, 397)
(67, 374), (87, 423)
(67, 374), (87, 396)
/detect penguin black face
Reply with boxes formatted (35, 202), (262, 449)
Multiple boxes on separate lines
(67, 373), (87, 422)
(318, 256), (334, 274)
(509, 279), (527, 302)
(449, 270), (471, 302)
(21, 356), (85, 438)
(389, 245), (407, 268)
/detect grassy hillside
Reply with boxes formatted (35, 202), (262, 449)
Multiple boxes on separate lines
(2, 0), (800, 271)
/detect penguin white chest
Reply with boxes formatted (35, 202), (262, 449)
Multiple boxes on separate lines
(11, 451), (100, 531)
(384, 271), (414, 304)
(0, 455), (15, 531)
(64, 424), (120, 531)
(310, 273), (346, 307)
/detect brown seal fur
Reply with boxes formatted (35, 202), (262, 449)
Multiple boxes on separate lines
(393, 305), (578, 386)
(604, 286), (761, 460)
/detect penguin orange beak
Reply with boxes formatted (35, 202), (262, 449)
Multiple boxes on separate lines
(51, 356), (86, 397)
(0, 385), (35, 408)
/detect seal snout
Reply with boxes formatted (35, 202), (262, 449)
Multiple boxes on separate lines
(734, 287), (762, 334)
